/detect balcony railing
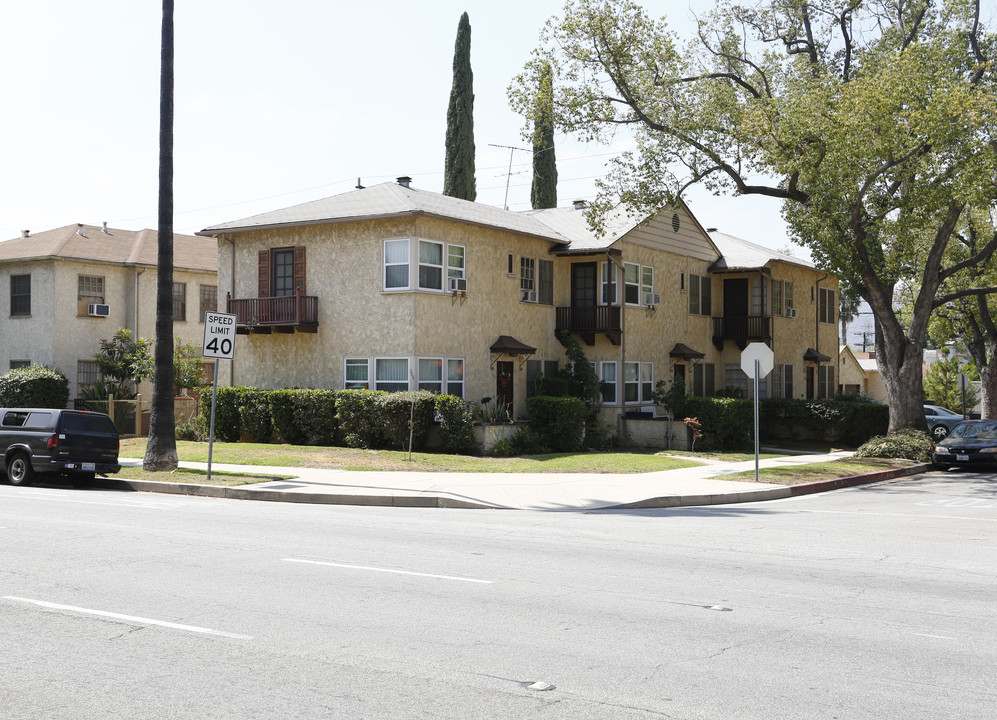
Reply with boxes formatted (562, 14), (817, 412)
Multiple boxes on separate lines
(556, 305), (622, 345)
(712, 315), (770, 349)
(226, 293), (319, 334)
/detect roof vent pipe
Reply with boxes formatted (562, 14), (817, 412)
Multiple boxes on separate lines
(21, 230), (29, 238)
(706, 227), (718, 233)
(396, 176), (412, 188)
(76, 224), (86, 237)
(102, 221), (109, 234)
(573, 199), (587, 210)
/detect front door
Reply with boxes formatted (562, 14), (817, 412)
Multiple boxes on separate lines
(673, 363), (686, 387)
(496, 361), (514, 416)
(806, 366), (815, 399)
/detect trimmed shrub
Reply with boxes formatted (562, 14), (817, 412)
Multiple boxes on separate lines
(377, 391), (436, 450)
(176, 415), (208, 441)
(0, 365), (70, 409)
(270, 389), (338, 446)
(434, 394), (478, 454)
(855, 428), (934, 463)
(526, 395), (586, 452)
(510, 425), (551, 455)
(238, 388), (273, 443)
(760, 398), (889, 446)
(682, 396), (753, 449)
(200, 386), (242, 443)
(336, 389), (387, 448)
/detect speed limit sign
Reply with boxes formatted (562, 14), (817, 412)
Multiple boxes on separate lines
(202, 312), (237, 359)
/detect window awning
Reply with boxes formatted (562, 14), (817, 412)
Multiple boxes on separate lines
(803, 348), (831, 364)
(669, 343), (706, 361)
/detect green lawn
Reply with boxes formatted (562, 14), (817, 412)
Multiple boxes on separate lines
(119, 438), (709, 474)
(109, 466), (293, 487)
(722, 457), (914, 485)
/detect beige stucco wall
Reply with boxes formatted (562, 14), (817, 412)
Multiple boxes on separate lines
(1, 260), (57, 369)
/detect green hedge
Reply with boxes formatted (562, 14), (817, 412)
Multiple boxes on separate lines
(680, 396), (753, 449)
(200, 387), (244, 443)
(760, 398), (889, 447)
(434, 394), (479, 454)
(525, 395), (587, 452)
(0, 365), (70, 409)
(335, 389), (387, 448)
(856, 428), (934, 462)
(377, 391), (437, 450)
(270, 389), (337, 445)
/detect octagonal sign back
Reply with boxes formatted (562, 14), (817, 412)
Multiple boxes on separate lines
(741, 342), (774, 379)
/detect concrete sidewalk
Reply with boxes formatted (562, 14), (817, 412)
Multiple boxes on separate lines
(106, 452), (932, 511)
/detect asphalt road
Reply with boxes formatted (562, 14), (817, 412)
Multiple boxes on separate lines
(1, 470), (994, 719)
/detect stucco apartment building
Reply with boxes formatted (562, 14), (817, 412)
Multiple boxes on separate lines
(0, 223), (218, 400)
(198, 178), (839, 424)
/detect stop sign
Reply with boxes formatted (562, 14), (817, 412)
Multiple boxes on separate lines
(741, 342), (774, 379)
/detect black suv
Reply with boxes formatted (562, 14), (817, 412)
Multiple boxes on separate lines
(1, 408), (121, 486)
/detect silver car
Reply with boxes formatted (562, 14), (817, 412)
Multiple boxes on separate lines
(924, 404), (965, 441)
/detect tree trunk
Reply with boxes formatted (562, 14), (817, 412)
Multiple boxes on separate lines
(143, 0), (178, 472)
(873, 314), (929, 434)
(979, 361), (997, 420)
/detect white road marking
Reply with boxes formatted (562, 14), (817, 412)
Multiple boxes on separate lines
(283, 558), (495, 584)
(912, 633), (956, 640)
(0, 489), (173, 509)
(798, 509), (997, 522)
(3, 596), (252, 640)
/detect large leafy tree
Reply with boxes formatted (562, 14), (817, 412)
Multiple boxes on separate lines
(93, 329), (154, 391)
(509, 0), (997, 433)
(531, 60), (558, 209)
(144, 0), (178, 472)
(443, 12), (476, 201)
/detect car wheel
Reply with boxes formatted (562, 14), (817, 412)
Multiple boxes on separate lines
(6, 452), (35, 486)
(931, 424), (950, 441)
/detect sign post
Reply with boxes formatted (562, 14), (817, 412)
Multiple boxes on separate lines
(959, 372), (968, 419)
(741, 343), (774, 483)
(202, 312), (237, 483)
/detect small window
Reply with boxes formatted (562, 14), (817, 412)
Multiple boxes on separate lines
(538, 259), (554, 305)
(624, 361), (640, 403)
(641, 266), (654, 301)
(520, 257), (536, 301)
(375, 358), (409, 392)
(641, 363), (654, 403)
(446, 358), (464, 397)
(418, 358), (443, 393)
(10, 274), (30, 316)
(418, 240), (444, 291)
(172, 282), (187, 321)
(384, 239), (410, 290)
(601, 361), (617, 404)
(693, 363), (716, 397)
(819, 287), (835, 324)
(448, 245), (466, 282)
(507, 253), (514, 276)
(78, 275), (105, 304)
(345, 358), (369, 389)
(689, 274), (711, 316)
(77, 360), (101, 392)
(624, 263), (640, 305)
(601, 262), (617, 305)
(9, 360), (30, 370)
(199, 285), (218, 318)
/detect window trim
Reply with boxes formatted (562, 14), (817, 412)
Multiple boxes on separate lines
(172, 281), (187, 322)
(601, 261), (617, 306)
(418, 240), (445, 291)
(10, 274), (31, 317)
(344, 357), (370, 389)
(374, 357), (410, 392)
(447, 244), (466, 282)
(600, 361), (618, 404)
(418, 357), (444, 393)
(199, 284), (218, 320)
(520, 256), (536, 302)
(446, 358), (464, 397)
(384, 238), (412, 291)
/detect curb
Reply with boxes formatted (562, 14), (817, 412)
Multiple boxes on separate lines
(787, 463), (933, 496)
(606, 486), (792, 510)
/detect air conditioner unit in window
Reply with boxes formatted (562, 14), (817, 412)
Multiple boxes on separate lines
(643, 292), (661, 307)
(87, 303), (110, 317)
(521, 290), (537, 303)
(449, 277), (467, 293)
(786, 307), (797, 319)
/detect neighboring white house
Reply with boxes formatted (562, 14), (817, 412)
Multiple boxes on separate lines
(0, 223), (218, 401)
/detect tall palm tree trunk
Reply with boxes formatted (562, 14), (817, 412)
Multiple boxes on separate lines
(144, 0), (178, 471)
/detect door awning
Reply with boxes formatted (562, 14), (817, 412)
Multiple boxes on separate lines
(803, 348), (831, 364)
(669, 343), (706, 361)
(490, 335), (537, 369)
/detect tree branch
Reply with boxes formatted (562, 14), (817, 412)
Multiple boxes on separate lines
(933, 286), (997, 309)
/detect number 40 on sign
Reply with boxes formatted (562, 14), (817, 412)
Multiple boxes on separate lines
(202, 312), (237, 359)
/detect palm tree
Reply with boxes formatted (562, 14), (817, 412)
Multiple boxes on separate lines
(143, 0), (178, 471)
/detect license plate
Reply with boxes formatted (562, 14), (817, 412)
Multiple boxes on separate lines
(957, 454), (969, 462)
(82, 462), (96, 471)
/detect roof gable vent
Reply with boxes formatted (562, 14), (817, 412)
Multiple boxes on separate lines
(397, 176), (412, 188)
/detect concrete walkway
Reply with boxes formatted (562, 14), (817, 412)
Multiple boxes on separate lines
(109, 452), (932, 511)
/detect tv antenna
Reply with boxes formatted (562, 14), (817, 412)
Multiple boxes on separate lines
(489, 143), (531, 210)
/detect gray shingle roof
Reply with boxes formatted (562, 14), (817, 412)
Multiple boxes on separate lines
(0, 225), (216, 271)
(200, 182), (572, 244)
(707, 229), (812, 271)
(524, 205), (637, 251)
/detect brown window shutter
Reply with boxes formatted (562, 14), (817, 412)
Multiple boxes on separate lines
(293, 246), (306, 295)
(258, 250), (270, 297)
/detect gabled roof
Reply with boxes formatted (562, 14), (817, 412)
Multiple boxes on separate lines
(523, 204), (638, 252)
(200, 182), (572, 245)
(0, 224), (216, 272)
(707, 229), (813, 272)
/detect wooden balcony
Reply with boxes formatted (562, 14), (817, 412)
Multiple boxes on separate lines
(556, 305), (622, 345)
(226, 293), (319, 334)
(712, 315), (770, 350)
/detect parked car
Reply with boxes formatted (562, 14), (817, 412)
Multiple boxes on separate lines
(934, 420), (997, 470)
(924, 404), (966, 441)
(0, 408), (120, 487)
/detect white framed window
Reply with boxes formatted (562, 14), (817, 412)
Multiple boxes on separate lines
(78, 275), (105, 304)
(624, 263), (640, 305)
(641, 362), (654, 403)
(689, 274), (712, 316)
(375, 358), (409, 392)
(624, 362), (640, 403)
(693, 363), (716, 397)
(345, 358), (369, 389)
(419, 240), (444, 291)
(384, 239), (410, 290)
(520, 257), (536, 302)
(601, 361), (617, 404)
(601, 262), (617, 305)
(418, 358), (444, 393)
(448, 245), (465, 282)
(725, 364), (749, 398)
(752, 277), (765, 315)
(447, 358), (464, 397)
(642, 266), (654, 300)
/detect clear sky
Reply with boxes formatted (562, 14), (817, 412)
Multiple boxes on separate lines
(0, 0), (799, 248)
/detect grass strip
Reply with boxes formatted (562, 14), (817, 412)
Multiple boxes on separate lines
(721, 457), (913, 486)
(107, 466), (294, 487)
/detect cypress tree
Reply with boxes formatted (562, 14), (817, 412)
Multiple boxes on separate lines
(531, 61), (557, 209)
(443, 12), (476, 201)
